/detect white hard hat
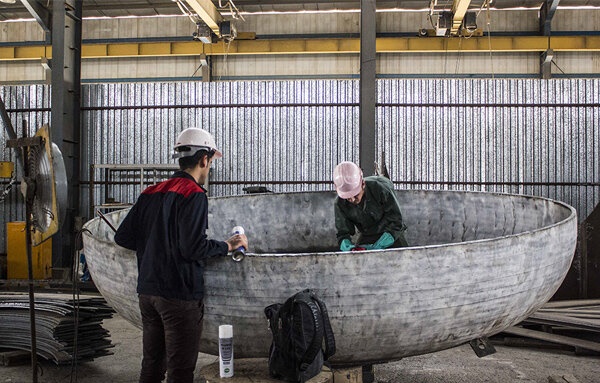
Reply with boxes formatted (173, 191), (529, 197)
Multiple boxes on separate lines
(172, 128), (222, 159)
(333, 161), (363, 199)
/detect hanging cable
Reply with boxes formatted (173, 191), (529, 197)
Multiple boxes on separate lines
(173, 0), (201, 24)
(551, 59), (566, 75)
(69, 228), (92, 383)
(219, 39), (233, 81)
(218, 0), (245, 21)
(70, 230), (82, 383)
(455, 37), (464, 75)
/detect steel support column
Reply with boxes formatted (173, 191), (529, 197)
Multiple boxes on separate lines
(51, 0), (82, 270)
(359, 0), (376, 176)
(540, 0), (560, 36)
(541, 48), (554, 79)
(199, 54), (211, 82)
(539, 0), (560, 78)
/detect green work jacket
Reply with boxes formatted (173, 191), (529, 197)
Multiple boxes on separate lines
(334, 176), (408, 247)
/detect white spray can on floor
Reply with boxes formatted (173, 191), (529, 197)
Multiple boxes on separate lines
(219, 324), (234, 378)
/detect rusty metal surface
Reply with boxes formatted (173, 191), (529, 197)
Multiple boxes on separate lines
(82, 189), (577, 365)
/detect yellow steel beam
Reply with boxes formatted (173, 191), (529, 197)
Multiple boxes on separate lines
(451, 0), (472, 35)
(1, 36), (599, 61)
(0, 45), (51, 60)
(184, 0), (223, 37)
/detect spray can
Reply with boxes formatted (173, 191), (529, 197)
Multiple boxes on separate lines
(231, 226), (245, 262)
(219, 324), (234, 378)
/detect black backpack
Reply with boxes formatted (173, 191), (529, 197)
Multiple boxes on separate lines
(264, 289), (336, 383)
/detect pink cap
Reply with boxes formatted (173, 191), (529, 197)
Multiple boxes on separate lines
(333, 162), (363, 199)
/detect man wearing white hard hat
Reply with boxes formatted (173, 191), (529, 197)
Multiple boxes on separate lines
(333, 161), (408, 251)
(115, 127), (247, 383)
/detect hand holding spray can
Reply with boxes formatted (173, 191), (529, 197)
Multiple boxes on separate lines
(231, 226), (245, 262)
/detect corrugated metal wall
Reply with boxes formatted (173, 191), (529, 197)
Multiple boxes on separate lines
(1, 79), (599, 253)
(377, 79), (599, 219)
(80, 80), (360, 208)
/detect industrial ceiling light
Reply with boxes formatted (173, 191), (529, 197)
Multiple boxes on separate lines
(0, 0), (17, 3)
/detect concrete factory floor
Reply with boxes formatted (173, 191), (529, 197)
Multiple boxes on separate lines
(2, 314), (599, 383)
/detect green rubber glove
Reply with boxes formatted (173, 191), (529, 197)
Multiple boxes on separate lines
(372, 232), (395, 250)
(340, 239), (355, 252)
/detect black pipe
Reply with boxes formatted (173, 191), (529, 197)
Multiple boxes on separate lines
(4, 101), (599, 113)
(96, 210), (117, 233)
(0, 95), (24, 170)
(0, 95), (18, 140)
(78, 179), (600, 187)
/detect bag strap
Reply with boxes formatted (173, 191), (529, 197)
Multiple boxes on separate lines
(293, 292), (325, 371)
(264, 303), (283, 344)
(308, 291), (336, 360)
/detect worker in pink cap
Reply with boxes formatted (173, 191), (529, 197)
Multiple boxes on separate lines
(333, 161), (408, 251)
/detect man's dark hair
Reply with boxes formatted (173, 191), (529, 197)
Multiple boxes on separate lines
(178, 148), (214, 170)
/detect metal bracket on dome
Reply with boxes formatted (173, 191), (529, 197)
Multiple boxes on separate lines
(469, 337), (497, 357)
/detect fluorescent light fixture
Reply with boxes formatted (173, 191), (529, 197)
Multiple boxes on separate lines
(199, 54), (208, 67)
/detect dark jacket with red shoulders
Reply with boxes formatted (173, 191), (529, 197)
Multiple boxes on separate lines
(114, 171), (228, 301)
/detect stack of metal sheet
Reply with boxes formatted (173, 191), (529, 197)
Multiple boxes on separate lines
(0, 293), (114, 364)
(499, 300), (600, 355)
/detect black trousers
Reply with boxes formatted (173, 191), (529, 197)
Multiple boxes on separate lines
(138, 294), (204, 383)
